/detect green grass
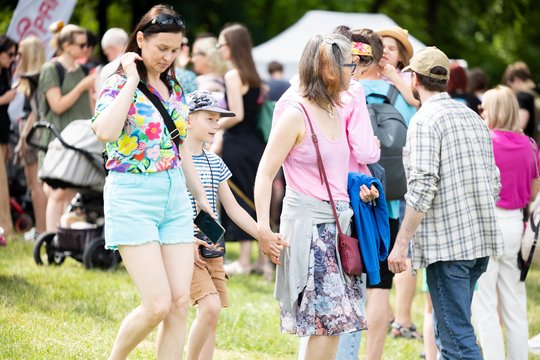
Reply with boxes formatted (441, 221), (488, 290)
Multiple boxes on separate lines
(1, 238), (539, 359)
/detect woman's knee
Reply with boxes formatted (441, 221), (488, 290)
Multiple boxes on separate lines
(143, 298), (172, 324)
(169, 293), (190, 317)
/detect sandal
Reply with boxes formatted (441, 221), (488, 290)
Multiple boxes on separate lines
(390, 321), (423, 339)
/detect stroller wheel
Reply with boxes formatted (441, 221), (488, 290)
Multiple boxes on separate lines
(83, 237), (120, 270)
(15, 214), (34, 233)
(33, 232), (64, 266)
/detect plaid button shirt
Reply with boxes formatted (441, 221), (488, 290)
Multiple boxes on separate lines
(403, 92), (503, 270)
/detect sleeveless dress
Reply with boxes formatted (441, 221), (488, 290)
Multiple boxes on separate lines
(220, 87), (264, 240)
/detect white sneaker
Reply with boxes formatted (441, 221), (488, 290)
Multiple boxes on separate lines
(529, 332), (540, 354)
(23, 228), (37, 241)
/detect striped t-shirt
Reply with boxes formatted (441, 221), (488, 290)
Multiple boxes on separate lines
(189, 150), (232, 219)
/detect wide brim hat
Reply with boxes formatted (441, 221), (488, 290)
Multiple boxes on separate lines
(377, 27), (414, 60)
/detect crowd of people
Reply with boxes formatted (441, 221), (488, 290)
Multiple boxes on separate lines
(1, 3), (540, 359)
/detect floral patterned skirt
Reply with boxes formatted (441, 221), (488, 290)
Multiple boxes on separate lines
(280, 202), (368, 336)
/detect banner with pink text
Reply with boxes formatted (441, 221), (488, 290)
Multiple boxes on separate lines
(7, 0), (77, 58)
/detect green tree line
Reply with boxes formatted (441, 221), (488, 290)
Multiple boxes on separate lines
(1, 0), (539, 85)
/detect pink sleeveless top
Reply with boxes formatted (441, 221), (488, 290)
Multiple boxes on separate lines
(282, 103), (351, 202)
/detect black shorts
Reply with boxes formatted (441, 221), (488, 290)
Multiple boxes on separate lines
(367, 218), (399, 290)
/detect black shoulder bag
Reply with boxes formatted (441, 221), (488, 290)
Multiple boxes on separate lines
(137, 82), (183, 155)
(102, 81), (182, 172)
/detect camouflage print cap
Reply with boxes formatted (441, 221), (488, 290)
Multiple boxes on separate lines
(187, 90), (235, 117)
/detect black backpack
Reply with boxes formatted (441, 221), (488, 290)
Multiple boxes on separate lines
(366, 85), (408, 200)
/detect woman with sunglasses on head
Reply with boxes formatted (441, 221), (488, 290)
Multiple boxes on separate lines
(92, 5), (214, 359)
(471, 85), (538, 360)
(38, 23), (96, 233)
(0, 35), (18, 237)
(255, 33), (372, 360)
(216, 24), (266, 275)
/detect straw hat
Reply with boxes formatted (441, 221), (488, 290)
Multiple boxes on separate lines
(377, 27), (414, 60)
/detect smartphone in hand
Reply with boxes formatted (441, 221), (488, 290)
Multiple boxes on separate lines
(194, 210), (225, 244)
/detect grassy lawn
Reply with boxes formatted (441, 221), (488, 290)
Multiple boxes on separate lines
(1, 237), (539, 359)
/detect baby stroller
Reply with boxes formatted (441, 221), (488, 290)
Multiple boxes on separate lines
(28, 120), (120, 270)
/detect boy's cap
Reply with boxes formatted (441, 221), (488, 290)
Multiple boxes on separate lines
(187, 90), (235, 117)
(377, 27), (413, 60)
(403, 46), (450, 80)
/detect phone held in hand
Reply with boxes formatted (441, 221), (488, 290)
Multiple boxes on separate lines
(194, 210), (225, 244)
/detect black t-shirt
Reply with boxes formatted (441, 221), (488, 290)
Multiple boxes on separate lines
(0, 70), (11, 144)
(517, 91), (536, 138)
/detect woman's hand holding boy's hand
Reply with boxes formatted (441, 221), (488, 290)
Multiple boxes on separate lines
(258, 227), (288, 265)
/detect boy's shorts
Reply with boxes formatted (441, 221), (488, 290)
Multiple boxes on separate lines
(190, 256), (228, 307)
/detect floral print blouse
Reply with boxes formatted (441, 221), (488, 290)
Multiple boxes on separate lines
(93, 74), (189, 173)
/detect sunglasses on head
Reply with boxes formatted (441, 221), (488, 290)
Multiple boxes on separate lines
(141, 14), (186, 32)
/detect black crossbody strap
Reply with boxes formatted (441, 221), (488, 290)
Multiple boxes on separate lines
(137, 82), (182, 151)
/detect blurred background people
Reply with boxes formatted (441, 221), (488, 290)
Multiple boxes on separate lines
(467, 67), (490, 102)
(265, 61), (289, 101)
(39, 23), (95, 232)
(14, 36), (47, 239)
(96, 27), (128, 93)
(217, 24), (265, 275)
(448, 61), (481, 113)
(472, 85), (537, 360)
(0, 34), (18, 237)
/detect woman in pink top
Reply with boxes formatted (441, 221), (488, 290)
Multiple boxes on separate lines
(254, 33), (378, 360)
(472, 85), (539, 360)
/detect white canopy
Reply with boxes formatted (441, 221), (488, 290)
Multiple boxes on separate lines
(253, 10), (426, 81)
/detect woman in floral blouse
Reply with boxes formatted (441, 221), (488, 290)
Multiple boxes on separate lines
(92, 5), (214, 359)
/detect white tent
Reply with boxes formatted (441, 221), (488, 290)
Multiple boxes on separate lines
(253, 10), (426, 81)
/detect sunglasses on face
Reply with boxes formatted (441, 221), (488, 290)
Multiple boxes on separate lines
(7, 51), (17, 58)
(73, 42), (88, 49)
(141, 14), (186, 32)
(341, 62), (357, 74)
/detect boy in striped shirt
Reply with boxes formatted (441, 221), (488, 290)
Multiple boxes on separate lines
(184, 91), (284, 360)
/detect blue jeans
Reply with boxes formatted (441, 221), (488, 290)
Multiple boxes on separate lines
(426, 257), (489, 360)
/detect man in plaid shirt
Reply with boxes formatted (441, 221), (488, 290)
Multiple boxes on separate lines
(388, 47), (503, 359)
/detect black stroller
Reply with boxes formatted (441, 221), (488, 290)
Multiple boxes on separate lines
(28, 120), (120, 270)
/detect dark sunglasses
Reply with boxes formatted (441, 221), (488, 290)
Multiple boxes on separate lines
(141, 14), (186, 32)
(6, 51), (17, 58)
(341, 63), (357, 74)
(73, 42), (88, 49)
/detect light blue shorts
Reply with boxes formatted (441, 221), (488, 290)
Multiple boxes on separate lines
(103, 167), (194, 250)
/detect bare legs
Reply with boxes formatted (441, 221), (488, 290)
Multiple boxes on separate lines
(393, 259), (418, 334)
(44, 185), (75, 232)
(24, 162), (46, 233)
(366, 288), (392, 360)
(109, 242), (194, 360)
(186, 294), (221, 360)
(304, 335), (339, 360)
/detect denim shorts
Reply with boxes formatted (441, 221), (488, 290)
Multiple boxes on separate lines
(103, 167), (194, 250)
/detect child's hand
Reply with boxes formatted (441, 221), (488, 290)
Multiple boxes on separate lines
(194, 238), (209, 269)
(381, 63), (399, 82)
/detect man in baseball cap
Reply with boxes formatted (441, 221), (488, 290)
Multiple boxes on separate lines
(389, 46), (502, 358)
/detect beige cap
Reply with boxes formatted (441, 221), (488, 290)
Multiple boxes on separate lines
(377, 27), (413, 60)
(403, 46), (450, 80)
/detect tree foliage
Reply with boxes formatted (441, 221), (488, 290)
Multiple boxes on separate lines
(2, 0), (539, 84)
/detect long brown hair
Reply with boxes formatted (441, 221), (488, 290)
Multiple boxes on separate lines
(123, 4), (185, 90)
(220, 24), (260, 88)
